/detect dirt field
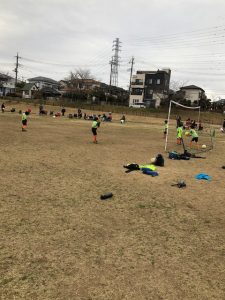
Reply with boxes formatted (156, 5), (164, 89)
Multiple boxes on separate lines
(0, 103), (225, 300)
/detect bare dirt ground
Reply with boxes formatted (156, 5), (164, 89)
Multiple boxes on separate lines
(0, 104), (225, 300)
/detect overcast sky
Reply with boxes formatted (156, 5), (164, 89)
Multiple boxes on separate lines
(1, 0), (225, 99)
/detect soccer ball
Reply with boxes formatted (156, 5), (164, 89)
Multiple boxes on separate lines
(185, 131), (190, 136)
(202, 144), (207, 149)
(151, 157), (156, 163)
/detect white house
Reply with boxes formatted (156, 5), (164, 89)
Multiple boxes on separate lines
(180, 85), (205, 104)
(0, 73), (16, 96)
(22, 83), (39, 99)
(28, 76), (59, 90)
(129, 73), (145, 107)
(27, 76), (61, 98)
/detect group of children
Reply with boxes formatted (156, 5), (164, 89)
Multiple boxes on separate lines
(164, 119), (199, 149)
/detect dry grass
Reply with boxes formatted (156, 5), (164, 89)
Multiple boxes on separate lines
(0, 104), (225, 300)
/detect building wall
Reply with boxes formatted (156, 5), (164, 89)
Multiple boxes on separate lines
(153, 92), (164, 108)
(183, 89), (202, 103)
(129, 94), (144, 106)
(0, 79), (16, 96)
(129, 73), (145, 106)
(22, 86), (38, 99)
(130, 73), (145, 88)
(28, 80), (58, 90)
(22, 90), (32, 99)
(145, 72), (170, 93)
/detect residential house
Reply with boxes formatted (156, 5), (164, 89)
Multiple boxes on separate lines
(99, 83), (128, 99)
(22, 83), (39, 99)
(215, 98), (225, 105)
(129, 69), (171, 108)
(59, 79), (101, 94)
(59, 78), (128, 104)
(179, 85), (205, 104)
(0, 73), (16, 96)
(27, 76), (61, 98)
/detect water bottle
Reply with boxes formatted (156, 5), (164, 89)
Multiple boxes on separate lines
(100, 192), (113, 200)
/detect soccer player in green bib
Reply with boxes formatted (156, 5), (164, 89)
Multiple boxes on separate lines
(176, 123), (183, 145)
(163, 120), (168, 139)
(92, 117), (100, 143)
(189, 125), (199, 149)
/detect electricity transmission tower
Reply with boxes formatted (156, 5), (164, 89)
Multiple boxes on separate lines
(109, 38), (121, 87)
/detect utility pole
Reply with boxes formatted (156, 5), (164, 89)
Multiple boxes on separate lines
(14, 52), (21, 85)
(109, 58), (113, 86)
(129, 56), (135, 94)
(109, 38), (121, 87)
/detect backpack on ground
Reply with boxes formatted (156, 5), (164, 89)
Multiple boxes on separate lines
(169, 151), (180, 160)
(155, 154), (164, 166)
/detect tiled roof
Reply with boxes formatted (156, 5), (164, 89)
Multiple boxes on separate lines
(22, 83), (37, 91)
(28, 76), (58, 84)
(180, 85), (205, 92)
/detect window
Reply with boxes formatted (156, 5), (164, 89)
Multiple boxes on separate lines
(133, 99), (139, 104)
(132, 79), (143, 85)
(149, 79), (153, 84)
(131, 88), (143, 95)
(156, 79), (161, 84)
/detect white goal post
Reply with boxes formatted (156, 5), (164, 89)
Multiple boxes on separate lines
(165, 100), (201, 151)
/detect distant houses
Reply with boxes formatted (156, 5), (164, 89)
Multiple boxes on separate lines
(21, 76), (61, 99)
(59, 78), (128, 104)
(0, 70), (211, 109)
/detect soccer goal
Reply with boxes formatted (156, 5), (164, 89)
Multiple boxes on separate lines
(165, 100), (214, 154)
(165, 101), (200, 151)
(165, 100), (215, 154)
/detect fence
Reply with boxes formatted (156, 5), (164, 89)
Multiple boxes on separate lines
(2, 97), (224, 125)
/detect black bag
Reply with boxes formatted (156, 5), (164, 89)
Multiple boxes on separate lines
(123, 163), (140, 173)
(183, 150), (191, 157)
(155, 154), (164, 166)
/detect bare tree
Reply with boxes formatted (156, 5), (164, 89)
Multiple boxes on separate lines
(170, 79), (189, 92)
(65, 68), (95, 89)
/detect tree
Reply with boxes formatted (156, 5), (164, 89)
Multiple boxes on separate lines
(169, 79), (189, 92)
(15, 81), (26, 89)
(65, 68), (95, 89)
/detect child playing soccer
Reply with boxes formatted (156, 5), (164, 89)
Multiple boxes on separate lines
(92, 117), (100, 143)
(1, 103), (5, 113)
(189, 125), (199, 149)
(163, 120), (168, 138)
(177, 123), (183, 145)
(21, 108), (31, 131)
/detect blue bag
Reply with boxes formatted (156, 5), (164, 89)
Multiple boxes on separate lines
(142, 169), (159, 177)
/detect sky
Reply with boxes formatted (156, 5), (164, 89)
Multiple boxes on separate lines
(1, 0), (225, 99)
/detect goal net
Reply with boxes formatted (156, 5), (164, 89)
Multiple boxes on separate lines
(165, 100), (214, 154)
